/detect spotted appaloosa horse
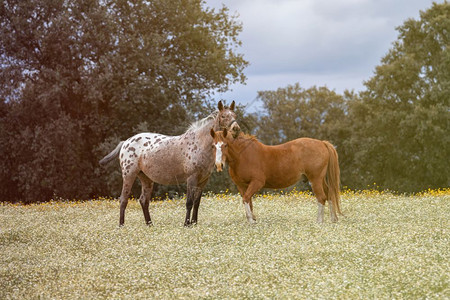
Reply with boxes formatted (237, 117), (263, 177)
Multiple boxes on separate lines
(211, 128), (342, 224)
(100, 101), (240, 226)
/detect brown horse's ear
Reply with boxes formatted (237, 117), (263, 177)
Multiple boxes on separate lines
(223, 128), (228, 137)
(230, 100), (235, 111)
(210, 128), (215, 138)
(218, 100), (224, 111)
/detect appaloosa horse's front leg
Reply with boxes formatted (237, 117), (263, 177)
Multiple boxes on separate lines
(191, 180), (207, 225)
(185, 177), (202, 226)
(185, 185), (202, 226)
(184, 188), (193, 226)
(190, 186), (203, 225)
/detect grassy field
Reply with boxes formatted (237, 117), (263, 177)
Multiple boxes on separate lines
(1, 190), (449, 299)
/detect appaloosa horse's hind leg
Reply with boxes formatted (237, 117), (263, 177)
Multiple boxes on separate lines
(119, 173), (138, 226)
(137, 173), (154, 226)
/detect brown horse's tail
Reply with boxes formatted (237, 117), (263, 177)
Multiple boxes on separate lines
(323, 141), (343, 218)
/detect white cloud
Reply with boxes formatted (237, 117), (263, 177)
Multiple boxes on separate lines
(205, 0), (438, 109)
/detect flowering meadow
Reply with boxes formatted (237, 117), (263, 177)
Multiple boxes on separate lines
(1, 189), (449, 299)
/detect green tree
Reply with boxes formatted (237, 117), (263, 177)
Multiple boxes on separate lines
(347, 2), (450, 192)
(0, 0), (247, 202)
(254, 84), (348, 145)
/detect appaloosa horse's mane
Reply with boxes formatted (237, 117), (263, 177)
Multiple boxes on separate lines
(187, 111), (219, 132)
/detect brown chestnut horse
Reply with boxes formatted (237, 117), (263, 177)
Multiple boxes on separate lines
(210, 128), (342, 223)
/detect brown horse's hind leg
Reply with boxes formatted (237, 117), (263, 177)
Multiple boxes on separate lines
(119, 173), (137, 226)
(137, 173), (154, 226)
(310, 178), (327, 223)
(328, 199), (338, 223)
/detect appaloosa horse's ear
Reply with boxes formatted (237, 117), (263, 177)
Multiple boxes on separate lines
(210, 128), (215, 138)
(223, 128), (228, 137)
(218, 101), (224, 111)
(230, 100), (235, 111)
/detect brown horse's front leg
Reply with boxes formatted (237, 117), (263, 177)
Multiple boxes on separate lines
(241, 180), (264, 224)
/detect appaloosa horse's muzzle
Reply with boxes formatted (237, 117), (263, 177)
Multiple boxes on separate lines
(226, 119), (241, 138)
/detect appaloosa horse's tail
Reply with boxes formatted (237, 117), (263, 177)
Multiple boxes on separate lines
(99, 141), (124, 166)
(323, 141), (343, 217)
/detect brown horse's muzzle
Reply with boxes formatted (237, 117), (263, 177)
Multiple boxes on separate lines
(215, 162), (224, 172)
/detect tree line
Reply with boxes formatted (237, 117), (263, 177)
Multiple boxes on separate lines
(1, 1), (448, 203)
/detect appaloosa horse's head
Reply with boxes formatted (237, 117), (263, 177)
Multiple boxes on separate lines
(216, 101), (240, 138)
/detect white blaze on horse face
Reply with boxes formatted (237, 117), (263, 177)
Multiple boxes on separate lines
(214, 141), (224, 172)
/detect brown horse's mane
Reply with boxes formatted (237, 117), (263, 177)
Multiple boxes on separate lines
(236, 132), (258, 142)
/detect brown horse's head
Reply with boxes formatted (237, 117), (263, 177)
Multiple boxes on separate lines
(217, 100), (240, 138)
(209, 128), (233, 172)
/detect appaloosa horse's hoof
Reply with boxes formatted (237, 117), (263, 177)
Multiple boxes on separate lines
(184, 220), (198, 227)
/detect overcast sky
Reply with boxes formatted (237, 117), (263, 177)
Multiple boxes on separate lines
(204, 0), (437, 111)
